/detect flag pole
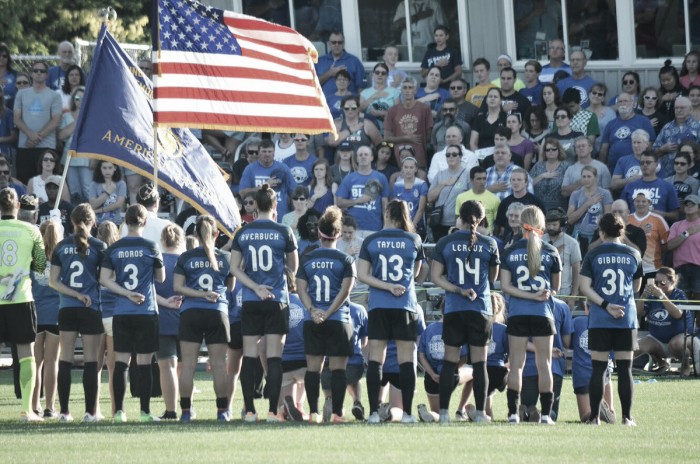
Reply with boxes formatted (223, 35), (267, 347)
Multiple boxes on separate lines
(54, 153), (71, 210)
(152, 0), (160, 188)
(153, 125), (159, 186)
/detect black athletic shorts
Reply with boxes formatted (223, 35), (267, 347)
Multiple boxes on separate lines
(442, 311), (492, 347)
(424, 370), (460, 395)
(241, 301), (289, 336)
(487, 365), (509, 395)
(303, 320), (354, 357)
(36, 324), (59, 335)
(368, 308), (418, 341)
(507, 315), (556, 337)
(588, 328), (638, 352)
(0, 302), (37, 344)
(381, 372), (401, 389)
(282, 359), (307, 373)
(113, 314), (159, 354)
(179, 309), (230, 345)
(228, 321), (243, 350)
(58, 307), (104, 335)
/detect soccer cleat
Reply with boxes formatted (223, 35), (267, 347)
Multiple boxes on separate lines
(507, 413), (520, 424)
(58, 413), (74, 423)
(217, 410), (231, 422)
(20, 411), (44, 422)
(160, 411), (178, 420)
(83, 413), (100, 423)
(454, 410), (466, 422)
(378, 402), (392, 422)
(113, 410), (127, 423)
(139, 412), (160, 422)
(417, 404), (434, 423)
(331, 413), (348, 424)
(243, 412), (258, 423)
(439, 409), (451, 424)
(469, 410), (492, 423)
(527, 405), (541, 423)
(622, 417), (637, 427)
(400, 413), (418, 424)
(586, 417), (601, 426)
(43, 409), (58, 419)
(540, 415), (555, 425)
(367, 412), (381, 424)
(599, 401), (616, 424)
(322, 396), (332, 423)
(351, 401), (366, 421)
(180, 410), (192, 423)
(284, 395), (304, 422)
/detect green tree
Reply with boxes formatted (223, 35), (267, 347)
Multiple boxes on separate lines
(0, 0), (150, 55)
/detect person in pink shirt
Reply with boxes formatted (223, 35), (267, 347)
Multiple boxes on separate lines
(666, 194), (700, 314)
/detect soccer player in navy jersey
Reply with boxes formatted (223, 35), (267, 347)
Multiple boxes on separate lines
(296, 206), (356, 423)
(173, 215), (232, 422)
(580, 212), (643, 426)
(431, 200), (500, 423)
(231, 184), (298, 423)
(49, 204), (107, 422)
(358, 199), (424, 424)
(500, 205), (562, 425)
(100, 204), (164, 422)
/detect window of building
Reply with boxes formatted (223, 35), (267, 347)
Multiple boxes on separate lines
(357, 0), (462, 63)
(634, 0), (695, 58)
(242, 0), (343, 44)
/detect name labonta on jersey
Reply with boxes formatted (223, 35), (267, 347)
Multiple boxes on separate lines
(189, 259), (226, 269)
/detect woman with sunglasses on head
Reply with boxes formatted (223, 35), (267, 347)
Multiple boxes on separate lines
(231, 184), (298, 423)
(329, 95), (382, 153)
(58, 86), (90, 203)
(639, 87), (668, 136)
(26, 149), (70, 204)
(500, 205), (561, 425)
(373, 141), (399, 182)
(579, 212), (643, 426)
(360, 63), (401, 130)
(358, 199), (424, 424)
(430, 200), (500, 423)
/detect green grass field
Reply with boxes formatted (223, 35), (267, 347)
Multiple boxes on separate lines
(1, 368), (699, 463)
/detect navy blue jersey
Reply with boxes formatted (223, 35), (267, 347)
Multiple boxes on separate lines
(155, 253), (180, 336)
(348, 302), (368, 366)
(644, 288), (691, 343)
(31, 264), (60, 325)
(174, 247), (231, 314)
(281, 293), (309, 363)
(231, 220), (297, 304)
(102, 236), (163, 316)
(99, 287), (117, 318)
(297, 247), (355, 323)
(487, 322), (509, 367)
(580, 242), (643, 329)
(51, 236), (107, 312)
(418, 321), (468, 374)
(228, 280), (243, 325)
(359, 229), (424, 312)
(502, 238), (562, 320)
(523, 297), (572, 377)
(433, 231), (500, 315)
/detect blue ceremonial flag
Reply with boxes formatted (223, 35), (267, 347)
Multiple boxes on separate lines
(69, 23), (241, 235)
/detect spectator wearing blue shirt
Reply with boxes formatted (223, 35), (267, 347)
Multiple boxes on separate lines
(315, 31), (365, 101)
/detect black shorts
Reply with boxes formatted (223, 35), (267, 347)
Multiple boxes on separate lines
(487, 365), (509, 395)
(113, 314), (159, 354)
(58, 307), (104, 335)
(0, 302), (37, 344)
(241, 301), (289, 336)
(37, 324), (59, 335)
(304, 320), (354, 357)
(282, 359), (307, 373)
(507, 315), (556, 337)
(442, 311), (493, 347)
(424, 370), (460, 395)
(368, 308), (418, 341)
(381, 372), (401, 389)
(588, 328), (638, 352)
(320, 363), (365, 390)
(228, 321), (243, 350)
(179, 309), (230, 345)
(157, 335), (181, 360)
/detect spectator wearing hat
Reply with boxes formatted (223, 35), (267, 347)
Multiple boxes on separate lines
(330, 140), (356, 186)
(620, 150), (679, 223)
(26, 150), (71, 204)
(559, 88), (599, 146)
(490, 54), (525, 90)
(119, 182), (173, 250)
(0, 157), (26, 196)
(18, 193), (39, 225)
(38, 175), (73, 234)
(666, 194), (700, 304)
(627, 190), (669, 276)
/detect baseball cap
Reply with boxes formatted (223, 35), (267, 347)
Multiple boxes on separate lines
(337, 140), (353, 151)
(684, 194), (700, 205)
(137, 182), (159, 205)
(44, 175), (62, 187)
(634, 190), (653, 202)
(19, 194), (38, 211)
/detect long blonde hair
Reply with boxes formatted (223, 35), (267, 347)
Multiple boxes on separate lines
(520, 206), (545, 278)
(196, 215), (219, 271)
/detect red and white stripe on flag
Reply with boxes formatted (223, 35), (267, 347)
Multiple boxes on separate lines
(153, 0), (334, 134)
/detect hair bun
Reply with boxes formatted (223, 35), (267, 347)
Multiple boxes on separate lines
(664, 59), (672, 67)
(260, 183), (270, 191)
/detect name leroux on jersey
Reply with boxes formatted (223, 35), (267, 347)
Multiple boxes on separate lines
(117, 250), (143, 259)
(451, 243), (484, 252)
(377, 241), (406, 249)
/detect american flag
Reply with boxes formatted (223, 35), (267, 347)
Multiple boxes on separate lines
(153, 0), (334, 134)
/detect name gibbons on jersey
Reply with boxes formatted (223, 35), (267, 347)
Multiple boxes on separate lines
(596, 256), (632, 265)
(117, 250), (144, 259)
(190, 259), (226, 269)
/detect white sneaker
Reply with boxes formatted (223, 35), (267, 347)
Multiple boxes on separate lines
(377, 403), (392, 422)
(58, 413), (74, 422)
(83, 413), (100, 423)
(470, 410), (492, 423)
(367, 412), (381, 424)
(417, 404), (434, 423)
(540, 415), (555, 425)
(243, 412), (258, 423)
(400, 413), (418, 424)
(508, 413), (520, 424)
